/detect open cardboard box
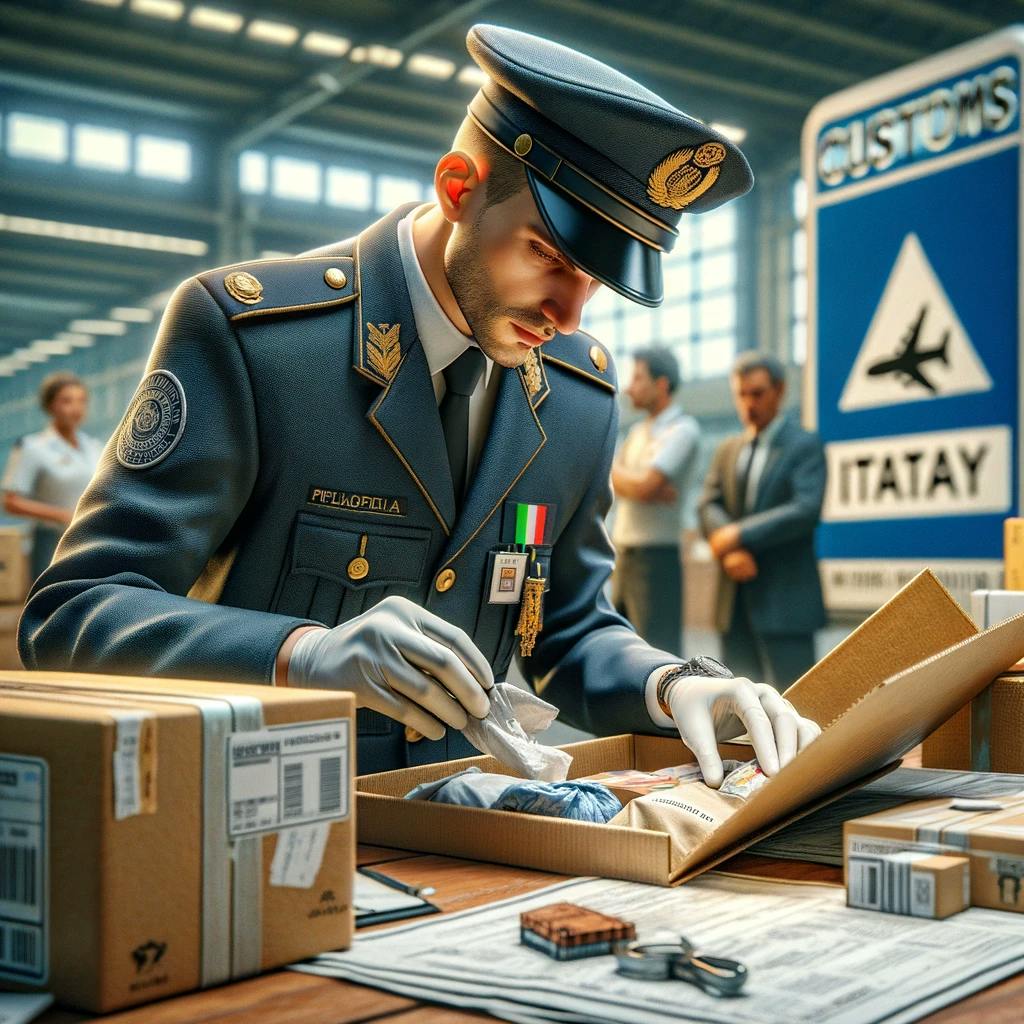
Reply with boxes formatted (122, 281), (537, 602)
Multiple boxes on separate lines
(357, 571), (1024, 886)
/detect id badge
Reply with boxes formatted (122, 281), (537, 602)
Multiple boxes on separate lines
(488, 551), (528, 604)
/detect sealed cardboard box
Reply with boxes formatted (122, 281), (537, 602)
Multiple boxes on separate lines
(1005, 517), (1024, 590)
(844, 796), (1024, 915)
(0, 672), (355, 1012)
(846, 851), (969, 919)
(0, 527), (27, 604)
(358, 571), (1024, 886)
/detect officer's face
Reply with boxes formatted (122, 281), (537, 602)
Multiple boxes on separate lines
(731, 369), (783, 433)
(49, 384), (88, 430)
(445, 185), (601, 368)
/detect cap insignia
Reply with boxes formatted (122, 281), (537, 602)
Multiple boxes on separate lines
(647, 142), (726, 211)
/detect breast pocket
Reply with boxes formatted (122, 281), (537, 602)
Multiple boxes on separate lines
(272, 512), (432, 625)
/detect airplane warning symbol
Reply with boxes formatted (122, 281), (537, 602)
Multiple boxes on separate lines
(838, 233), (992, 412)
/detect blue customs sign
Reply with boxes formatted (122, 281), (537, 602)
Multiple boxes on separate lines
(117, 369), (187, 470)
(802, 29), (1023, 611)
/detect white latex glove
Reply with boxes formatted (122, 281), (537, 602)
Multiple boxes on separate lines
(287, 596), (494, 741)
(663, 675), (821, 788)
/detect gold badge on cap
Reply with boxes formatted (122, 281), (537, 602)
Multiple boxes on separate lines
(647, 142), (726, 211)
(223, 271), (263, 305)
(589, 344), (608, 373)
(514, 133), (533, 157)
(366, 322), (401, 382)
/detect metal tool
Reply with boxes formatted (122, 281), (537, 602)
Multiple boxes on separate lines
(613, 937), (748, 997)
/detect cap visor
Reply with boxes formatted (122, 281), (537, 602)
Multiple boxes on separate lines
(526, 170), (663, 307)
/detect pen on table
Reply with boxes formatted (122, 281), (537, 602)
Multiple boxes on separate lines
(359, 866), (437, 898)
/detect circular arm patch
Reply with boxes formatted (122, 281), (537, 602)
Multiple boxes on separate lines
(116, 369), (187, 470)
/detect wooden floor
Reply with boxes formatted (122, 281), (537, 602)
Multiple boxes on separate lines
(39, 827), (1024, 1024)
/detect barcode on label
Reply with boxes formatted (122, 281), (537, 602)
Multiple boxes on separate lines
(0, 844), (36, 907)
(0, 921), (40, 971)
(283, 762), (304, 819)
(319, 756), (341, 814)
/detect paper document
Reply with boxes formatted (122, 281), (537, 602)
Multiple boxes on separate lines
(293, 873), (1024, 1024)
(749, 766), (1024, 865)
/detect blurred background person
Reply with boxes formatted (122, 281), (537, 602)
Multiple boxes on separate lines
(2, 372), (103, 583)
(611, 346), (699, 656)
(699, 351), (826, 689)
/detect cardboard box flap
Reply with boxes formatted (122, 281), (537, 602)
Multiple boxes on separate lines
(784, 570), (978, 729)
(671, 610), (1024, 882)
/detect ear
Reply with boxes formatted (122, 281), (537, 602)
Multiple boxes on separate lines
(434, 150), (481, 223)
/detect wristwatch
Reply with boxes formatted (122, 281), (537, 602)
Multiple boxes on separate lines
(656, 656), (733, 719)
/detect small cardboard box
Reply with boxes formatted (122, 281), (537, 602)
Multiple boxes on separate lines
(844, 796), (1024, 915)
(0, 527), (27, 604)
(846, 850), (970, 919)
(0, 672), (356, 1012)
(358, 571), (1024, 886)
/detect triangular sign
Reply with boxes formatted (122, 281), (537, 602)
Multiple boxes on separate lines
(838, 233), (992, 412)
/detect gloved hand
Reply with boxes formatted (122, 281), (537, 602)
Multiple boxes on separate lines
(663, 675), (821, 788)
(287, 596), (494, 741)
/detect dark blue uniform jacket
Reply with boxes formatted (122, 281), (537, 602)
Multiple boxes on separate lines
(18, 206), (676, 772)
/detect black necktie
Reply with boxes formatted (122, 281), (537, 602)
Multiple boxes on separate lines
(736, 434), (759, 514)
(440, 347), (486, 503)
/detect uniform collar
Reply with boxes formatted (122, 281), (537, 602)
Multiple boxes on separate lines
(396, 204), (494, 388)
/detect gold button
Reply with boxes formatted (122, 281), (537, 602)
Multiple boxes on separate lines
(589, 344), (608, 373)
(324, 267), (348, 289)
(405, 726), (423, 743)
(347, 556), (369, 581)
(224, 271), (263, 305)
(514, 133), (533, 157)
(435, 568), (456, 592)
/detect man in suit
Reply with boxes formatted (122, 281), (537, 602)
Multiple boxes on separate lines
(19, 27), (820, 785)
(699, 352), (827, 690)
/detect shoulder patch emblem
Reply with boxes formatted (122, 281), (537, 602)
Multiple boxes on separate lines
(224, 271), (263, 305)
(647, 142), (726, 210)
(366, 322), (401, 382)
(117, 369), (187, 470)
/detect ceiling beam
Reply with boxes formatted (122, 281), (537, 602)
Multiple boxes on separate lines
(684, 0), (923, 65)
(845, 0), (1001, 37)
(543, 0), (859, 87)
(0, 269), (129, 296)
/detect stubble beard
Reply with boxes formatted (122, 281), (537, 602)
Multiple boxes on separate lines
(444, 228), (550, 369)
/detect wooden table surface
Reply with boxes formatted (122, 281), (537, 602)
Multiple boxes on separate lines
(39, 842), (1024, 1024)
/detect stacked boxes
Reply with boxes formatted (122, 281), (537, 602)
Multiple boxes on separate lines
(844, 796), (1024, 916)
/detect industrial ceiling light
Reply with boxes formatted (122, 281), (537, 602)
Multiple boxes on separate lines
(55, 332), (97, 348)
(69, 320), (128, 335)
(110, 307), (155, 322)
(130, 0), (185, 20)
(709, 122), (747, 144)
(456, 65), (488, 87)
(407, 54), (456, 80)
(349, 44), (402, 68)
(247, 19), (300, 46)
(189, 6), (244, 33)
(0, 214), (208, 255)
(303, 31), (351, 57)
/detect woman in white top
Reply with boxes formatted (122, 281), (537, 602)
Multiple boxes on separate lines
(2, 372), (104, 583)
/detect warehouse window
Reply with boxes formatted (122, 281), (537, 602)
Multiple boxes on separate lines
(135, 134), (191, 182)
(376, 174), (423, 211)
(791, 178), (808, 364)
(326, 166), (372, 209)
(239, 150), (268, 194)
(581, 206), (738, 380)
(73, 124), (130, 172)
(7, 113), (68, 162)
(271, 156), (321, 202)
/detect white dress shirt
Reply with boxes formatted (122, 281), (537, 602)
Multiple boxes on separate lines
(396, 206), (501, 483)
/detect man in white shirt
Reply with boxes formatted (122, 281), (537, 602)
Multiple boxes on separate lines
(611, 347), (699, 655)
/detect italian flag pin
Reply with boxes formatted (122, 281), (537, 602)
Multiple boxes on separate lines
(505, 501), (555, 546)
